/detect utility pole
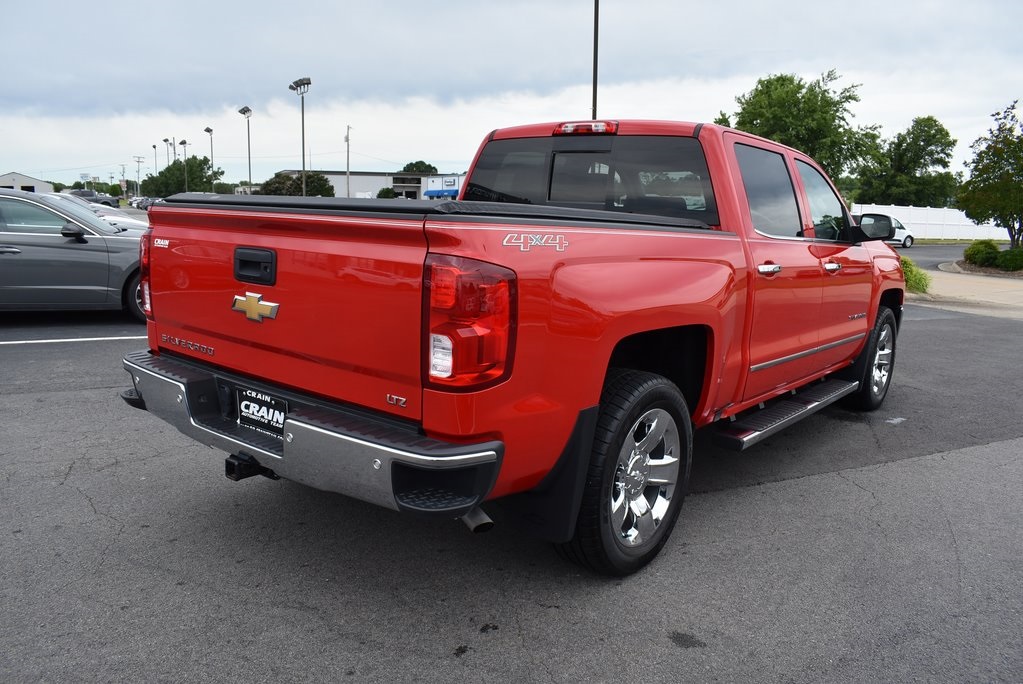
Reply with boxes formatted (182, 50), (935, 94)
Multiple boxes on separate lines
(133, 156), (145, 198)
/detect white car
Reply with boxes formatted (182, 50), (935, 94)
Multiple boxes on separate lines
(853, 213), (915, 248)
(47, 193), (149, 230)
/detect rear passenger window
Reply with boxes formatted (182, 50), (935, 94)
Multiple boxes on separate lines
(795, 159), (848, 240)
(734, 144), (803, 239)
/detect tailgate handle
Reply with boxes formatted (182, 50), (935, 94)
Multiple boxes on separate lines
(235, 247), (276, 286)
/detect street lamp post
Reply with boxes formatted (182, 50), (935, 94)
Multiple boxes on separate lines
(152, 144), (158, 176)
(238, 106), (252, 193)
(204, 126), (214, 192)
(592, 0), (599, 120)
(289, 77), (311, 196)
(179, 139), (188, 192)
(162, 138), (170, 167)
(345, 124), (352, 198)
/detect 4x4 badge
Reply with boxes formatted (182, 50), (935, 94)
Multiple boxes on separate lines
(232, 292), (280, 322)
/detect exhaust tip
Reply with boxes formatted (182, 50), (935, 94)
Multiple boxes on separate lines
(461, 507), (494, 534)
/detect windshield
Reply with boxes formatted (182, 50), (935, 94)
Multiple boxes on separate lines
(42, 194), (120, 234)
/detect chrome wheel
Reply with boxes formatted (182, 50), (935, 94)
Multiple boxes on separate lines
(609, 408), (680, 548)
(558, 369), (692, 576)
(870, 323), (894, 397)
(842, 306), (898, 411)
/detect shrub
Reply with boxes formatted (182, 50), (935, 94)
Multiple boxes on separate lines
(995, 248), (1023, 271)
(900, 256), (930, 293)
(963, 239), (1000, 267)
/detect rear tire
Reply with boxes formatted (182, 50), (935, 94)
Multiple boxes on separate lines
(557, 369), (692, 576)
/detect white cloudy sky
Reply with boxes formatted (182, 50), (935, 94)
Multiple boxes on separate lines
(2, 0), (1020, 187)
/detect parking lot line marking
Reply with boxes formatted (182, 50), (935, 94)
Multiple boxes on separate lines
(0, 335), (147, 346)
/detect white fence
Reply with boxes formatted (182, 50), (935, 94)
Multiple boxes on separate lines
(851, 204), (1006, 241)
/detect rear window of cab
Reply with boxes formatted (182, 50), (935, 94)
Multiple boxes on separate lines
(463, 136), (719, 226)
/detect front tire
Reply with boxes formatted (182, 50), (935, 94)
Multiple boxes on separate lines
(125, 272), (145, 323)
(558, 369), (693, 576)
(844, 306), (897, 411)
(903, 236), (914, 248)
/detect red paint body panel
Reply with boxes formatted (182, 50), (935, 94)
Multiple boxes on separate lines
(146, 205), (427, 419)
(421, 220), (746, 496)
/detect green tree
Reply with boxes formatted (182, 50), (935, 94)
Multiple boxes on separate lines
(139, 156), (223, 197)
(717, 69), (879, 178)
(257, 173), (295, 196)
(401, 160), (438, 174)
(256, 172), (335, 197)
(857, 116), (960, 206)
(958, 101), (1023, 249)
(304, 172), (335, 197)
(376, 187), (398, 199)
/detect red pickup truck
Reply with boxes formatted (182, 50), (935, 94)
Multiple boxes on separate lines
(121, 120), (904, 575)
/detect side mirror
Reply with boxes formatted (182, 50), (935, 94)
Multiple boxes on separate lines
(855, 213), (896, 241)
(61, 223), (88, 243)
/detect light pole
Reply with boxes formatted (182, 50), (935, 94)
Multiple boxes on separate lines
(345, 124), (352, 198)
(204, 126), (214, 192)
(592, 0), (599, 120)
(179, 139), (188, 192)
(238, 106), (252, 193)
(289, 77), (311, 196)
(152, 144), (158, 176)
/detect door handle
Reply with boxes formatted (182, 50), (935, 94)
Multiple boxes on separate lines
(757, 263), (782, 275)
(824, 262), (842, 273)
(0, 246), (22, 255)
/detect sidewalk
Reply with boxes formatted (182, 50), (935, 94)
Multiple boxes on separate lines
(907, 262), (1023, 320)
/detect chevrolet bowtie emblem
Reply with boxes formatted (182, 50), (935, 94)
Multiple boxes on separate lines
(232, 292), (280, 322)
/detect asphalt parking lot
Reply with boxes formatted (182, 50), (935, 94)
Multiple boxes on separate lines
(2, 250), (1022, 681)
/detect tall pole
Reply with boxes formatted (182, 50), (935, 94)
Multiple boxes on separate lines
(289, 77), (311, 197)
(300, 93), (306, 196)
(134, 156), (144, 198)
(204, 127), (214, 192)
(163, 138), (170, 167)
(592, 0), (599, 120)
(239, 106), (253, 192)
(345, 124), (351, 198)
(153, 144), (158, 176)
(179, 140), (188, 192)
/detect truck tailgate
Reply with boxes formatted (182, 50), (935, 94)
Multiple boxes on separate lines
(147, 202), (427, 420)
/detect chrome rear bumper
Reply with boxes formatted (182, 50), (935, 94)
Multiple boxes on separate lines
(122, 350), (501, 516)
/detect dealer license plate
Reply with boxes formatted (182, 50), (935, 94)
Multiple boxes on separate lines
(236, 387), (289, 439)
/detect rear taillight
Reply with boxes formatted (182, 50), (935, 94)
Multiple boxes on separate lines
(139, 230), (153, 319)
(424, 255), (516, 391)
(554, 120), (619, 135)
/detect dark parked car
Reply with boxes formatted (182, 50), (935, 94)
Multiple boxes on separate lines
(0, 188), (145, 321)
(66, 188), (119, 207)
